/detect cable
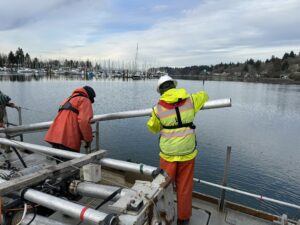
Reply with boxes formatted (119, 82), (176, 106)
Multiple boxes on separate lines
(11, 146), (27, 168)
(95, 188), (122, 210)
(18, 106), (46, 114)
(25, 203), (37, 225)
(16, 203), (27, 225)
(101, 177), (162, 222)
(6, 204), (39, 212)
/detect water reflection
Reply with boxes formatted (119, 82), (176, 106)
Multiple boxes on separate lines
(1, 77), (300, 220)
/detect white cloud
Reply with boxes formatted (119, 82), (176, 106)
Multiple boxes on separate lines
(0, 0), (300, 66)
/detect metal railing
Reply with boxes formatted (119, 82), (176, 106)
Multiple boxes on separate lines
(0, 98), (231, 152)
(0, 138), (299, 213)
(1, 98), (299, 215)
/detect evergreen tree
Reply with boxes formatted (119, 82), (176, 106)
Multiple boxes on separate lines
(24, 53), (31, 67)
(15, 47), (25, 66)
(254, 60), (261, 71)
(32, 57), (39, 69)
(289, 51), (295, 58)
(281, 61), (289, 71)
(8, 51), (16, 67)
(243, 65), (248, 73)
(282, 52), (289, 60)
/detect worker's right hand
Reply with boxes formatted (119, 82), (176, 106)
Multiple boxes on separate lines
(84, 141), (91, 148)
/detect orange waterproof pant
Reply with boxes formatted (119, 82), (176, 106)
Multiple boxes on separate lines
(160, 158), (195, 220)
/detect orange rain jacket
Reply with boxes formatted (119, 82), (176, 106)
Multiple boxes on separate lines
(45, 87), (94, 151)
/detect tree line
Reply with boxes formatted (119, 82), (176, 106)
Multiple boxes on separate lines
(0, 47), (93, 70)
(1, 48), (300, 81)
(159, 51), (300, 81)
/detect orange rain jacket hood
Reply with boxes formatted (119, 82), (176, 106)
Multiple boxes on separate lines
(45, 87), (94, 151)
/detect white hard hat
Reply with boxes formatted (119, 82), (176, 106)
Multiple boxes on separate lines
(157, 75), (177, 93)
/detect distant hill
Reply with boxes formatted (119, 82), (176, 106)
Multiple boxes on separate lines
(158, 51), (300, 83)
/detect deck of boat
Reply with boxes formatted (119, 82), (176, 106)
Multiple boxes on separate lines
(1, 149), (298, 225)
(47, 193), (283, 225)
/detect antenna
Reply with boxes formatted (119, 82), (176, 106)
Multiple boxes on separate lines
(134, 43), (138, 71)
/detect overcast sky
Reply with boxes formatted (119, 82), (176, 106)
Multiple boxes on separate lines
(0, 0), (300, 67)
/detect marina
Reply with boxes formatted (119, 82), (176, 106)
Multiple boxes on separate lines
(1, 0), (300, 223)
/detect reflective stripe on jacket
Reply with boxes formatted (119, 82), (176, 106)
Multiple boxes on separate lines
(147, 88), (208, 162)
(155, 97), (196, 156)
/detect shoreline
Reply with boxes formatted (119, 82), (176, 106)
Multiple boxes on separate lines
(172, 74), (300, 85)
(1, 73), (300, 85)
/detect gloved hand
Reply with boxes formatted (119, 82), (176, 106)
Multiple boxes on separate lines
(84, 141), (91, 148)
(7, 102), (15, 107)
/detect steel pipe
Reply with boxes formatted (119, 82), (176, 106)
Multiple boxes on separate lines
(0, 121), (52, 135)
(193, 178), (300, 210)
(0, 138), (83, 159)
(0, 98), (231, 135)
(70, 181), (121, 200)
(100, 158), (157, 176)
(2, 138), (299, 212)
(0, 139), (157, 176)
(0, 138), (158, 176)
(23, 189), (118, 225)
(4, 139), (298, 210)
(22, 214), (71, 225)
(201, 98), (231, 110)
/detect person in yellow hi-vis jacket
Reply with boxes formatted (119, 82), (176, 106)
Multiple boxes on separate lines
(147, 75), (208, 225)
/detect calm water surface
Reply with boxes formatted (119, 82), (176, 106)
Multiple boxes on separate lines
(1, 77), (300, 219)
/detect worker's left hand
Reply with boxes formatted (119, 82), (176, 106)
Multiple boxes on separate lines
(7, 102), (15, 107)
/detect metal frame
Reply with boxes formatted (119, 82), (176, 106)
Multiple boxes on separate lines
(1, 98), (299, 215)
(0, 98), (231, 137)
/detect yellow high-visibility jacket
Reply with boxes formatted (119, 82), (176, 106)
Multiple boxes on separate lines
(147, 88), (208, 162)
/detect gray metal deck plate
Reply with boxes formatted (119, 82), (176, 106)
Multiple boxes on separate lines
(191, 197), (274, 225)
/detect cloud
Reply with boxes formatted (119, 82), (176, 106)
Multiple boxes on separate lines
(72, 0), (300, 66)
(0, 0), (74, 30)
(152, 4), (168, 12)
(0, 0), (300, 66)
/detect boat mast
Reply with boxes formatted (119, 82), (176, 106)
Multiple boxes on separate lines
(134, 43), (138, 72)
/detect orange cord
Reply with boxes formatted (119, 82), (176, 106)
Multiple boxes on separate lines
(5, 204), (39, 212)
(0, 197), (2, 224)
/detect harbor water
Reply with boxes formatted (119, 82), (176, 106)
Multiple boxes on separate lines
(1, 76), (299, 219)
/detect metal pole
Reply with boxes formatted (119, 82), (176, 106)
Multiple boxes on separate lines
(1, 138), (299, 211)
(96, 122), (100, 151)
(16, 106), (23, 141)
(22, 189), (118, 225)
(219, 146), (231, 211)
(99, 158), (157, 177)
(70, 181), (121, 200)
(0, 98), (231, 135)
(194, 178), (300, 210)
(0, 138), (83, 159)
(0, 139), (158, 176)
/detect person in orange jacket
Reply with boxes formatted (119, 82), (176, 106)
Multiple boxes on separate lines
(45, 86), (96, 154)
